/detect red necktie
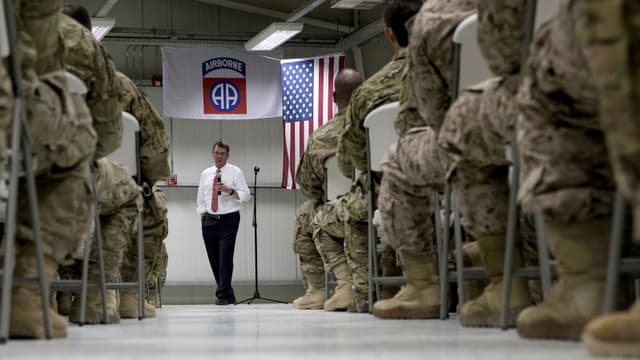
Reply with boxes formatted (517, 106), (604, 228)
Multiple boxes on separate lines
(211, 169), (220, 213)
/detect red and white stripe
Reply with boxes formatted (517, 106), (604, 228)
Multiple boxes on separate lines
(281, 54), (344, 189)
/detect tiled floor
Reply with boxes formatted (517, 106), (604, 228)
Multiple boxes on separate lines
(0, 304), (593, 360)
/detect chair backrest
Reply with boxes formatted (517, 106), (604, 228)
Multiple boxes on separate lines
(108, 111), (140, 176)
(363, 101), (399, 172)
(534, 0), (560, 29)
(64, 71), (88, 96)
(452, 13), (491, 93)
(0, 0), (9, 58)
(323, 155), (351, 202)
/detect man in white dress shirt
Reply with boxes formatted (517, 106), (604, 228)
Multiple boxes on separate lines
(197, 141), (251, 305)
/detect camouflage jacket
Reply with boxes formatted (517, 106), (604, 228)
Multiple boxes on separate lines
(118, 72), (171, 183)
(95, 158), (142, 216)
(522, 0), (599, 129)
(61, 15), (123, 158)
(296, 110), (347, 202)
(410, 0), (476, 130)
(337, 48), (407, 176)
(477, 0), (527, 78)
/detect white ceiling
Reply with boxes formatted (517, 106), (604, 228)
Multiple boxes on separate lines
(73, 0), (386, 49)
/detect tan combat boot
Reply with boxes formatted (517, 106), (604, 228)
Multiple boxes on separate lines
(293, 271), (325, 310)
(69, 289), (120, 324)
(460, 234), (532, 327)
(323, 262), (352, 311)
(372, 250), (440, 319)
(119, 290), (157, 319)
(10, 251), (67, 339)
(461, 241), (488, 303)
(517, 218), (610, 341)
(582, 301), (640, 357)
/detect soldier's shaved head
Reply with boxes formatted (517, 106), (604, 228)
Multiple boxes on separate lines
(62, 4), (92, 30)
(333, 68), (363, 111)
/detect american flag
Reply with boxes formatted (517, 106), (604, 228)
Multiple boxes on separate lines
(280, 54), (344, 189)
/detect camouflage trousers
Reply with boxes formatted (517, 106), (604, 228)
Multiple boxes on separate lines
(312, 185), (369, 296)
(147, 241), (168, 290)
(92, 200), (141, 282)
(575, 0), (640, 241)
(439, 78), (516, 237)
(377, 126), (445, 254)
(293, 200), (324, 282)
(516, 4), (615, 224)
(122, 190), (169, 284)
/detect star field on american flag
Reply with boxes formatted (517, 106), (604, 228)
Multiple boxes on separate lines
(282, 59), (314, 122)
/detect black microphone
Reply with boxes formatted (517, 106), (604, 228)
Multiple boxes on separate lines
(217, 173), (222, 195)
(253, 166), (260, 173)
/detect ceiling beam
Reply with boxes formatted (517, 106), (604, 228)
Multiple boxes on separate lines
(95, 0), (120, 17)
(286, 0), (327, 22)
(197, 0), (354, 33)
(335, 17), (384, 49)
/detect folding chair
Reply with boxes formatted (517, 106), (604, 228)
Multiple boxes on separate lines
(107, 111), (146, 319)
(322, 155), (353, 299)
(438, 12), (492, 320)
(363, 101), (402, 310)
(0, 0), (50, 342)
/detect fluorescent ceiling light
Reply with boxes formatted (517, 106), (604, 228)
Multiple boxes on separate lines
(91, 17), (116, 41)
(330, 0), (384, 10)
(245, 22), (303, 51)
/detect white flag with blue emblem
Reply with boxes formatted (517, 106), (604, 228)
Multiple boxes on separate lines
(162, 47), (282, 120)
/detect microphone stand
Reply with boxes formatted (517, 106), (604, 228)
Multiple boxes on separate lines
(236, 166), (287, 305)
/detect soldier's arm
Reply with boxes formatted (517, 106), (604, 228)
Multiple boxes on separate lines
(476, 0), (527, 77)
(128, 81), (171, 182)
(340, 89), (368, 172)
(296, 152), (324, 201)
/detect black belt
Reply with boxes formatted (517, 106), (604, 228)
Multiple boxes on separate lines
(205, 211), (238, 220)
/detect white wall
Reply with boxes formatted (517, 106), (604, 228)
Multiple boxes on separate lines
(142, 87), (307, 284)
(104, 0), (395, 285)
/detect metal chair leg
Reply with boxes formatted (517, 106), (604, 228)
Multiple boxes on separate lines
(604, 190), (626, 313)
(534, 211), (552, 298)
(500, 143), (520, 330)
(439, 187), (451, 319)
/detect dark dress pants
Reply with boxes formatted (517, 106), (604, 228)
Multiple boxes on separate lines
(201, 211), (240, 301)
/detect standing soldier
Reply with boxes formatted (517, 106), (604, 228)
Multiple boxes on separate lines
(292, 68), (362, 310)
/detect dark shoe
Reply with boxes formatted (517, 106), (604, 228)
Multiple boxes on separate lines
(215, 298), (236, 305)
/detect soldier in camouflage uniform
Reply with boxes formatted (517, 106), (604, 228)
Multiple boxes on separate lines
(147, 241), (168, 307)
(69, 158), (143, 325)
(512, 0), (618, 341)
(60, 5), (122, 159)
(436, 0), (536, 327)
(326, 0), (421, 313)
(9, 0), (98, 339)
(117, 71), (170, 317)
(58, 6), (156, 321)
(371, 0), (475, 319)
(293, 68), (362, 310)
(578, 1), (640, 355)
